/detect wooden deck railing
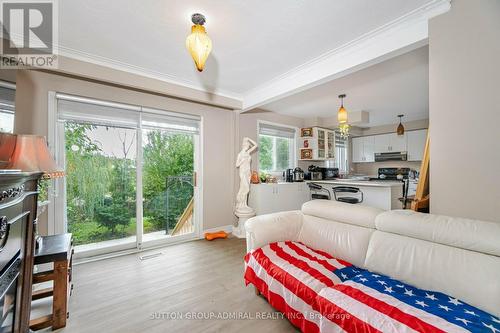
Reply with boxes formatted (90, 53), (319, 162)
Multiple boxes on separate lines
(171, 197), (194, 236)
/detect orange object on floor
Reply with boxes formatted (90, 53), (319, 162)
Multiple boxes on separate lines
(205, 231), (228, 241)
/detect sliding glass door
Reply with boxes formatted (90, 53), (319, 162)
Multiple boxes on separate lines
(52, 95), (201, 256)
(140, 113), (198, 245)
(63, 122), (137, 249)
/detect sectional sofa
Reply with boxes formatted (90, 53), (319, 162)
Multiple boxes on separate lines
(244, 200), (500, 332)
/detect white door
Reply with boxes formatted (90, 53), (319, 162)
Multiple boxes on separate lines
(351, 137), (364, 163)
(363, 136), (375, 162)
(374, 134), (391, 153)
(389, 133), (407, 152)
(407, 129), (427, 161)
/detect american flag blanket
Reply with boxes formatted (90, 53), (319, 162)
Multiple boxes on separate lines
(244, 241), (353, 332)
(244, 242), (500, 333)
(317, 269), (500, 333)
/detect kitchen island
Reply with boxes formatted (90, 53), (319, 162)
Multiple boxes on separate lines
(307, 180), (403, 210)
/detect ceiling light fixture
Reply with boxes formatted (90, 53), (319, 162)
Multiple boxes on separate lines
(186, 13), (212, 72)
(337, 94), (350, 139)
(397, 114), (405, 136)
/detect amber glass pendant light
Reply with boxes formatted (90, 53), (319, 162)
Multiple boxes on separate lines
(186, 13), (212, 72)
(337, 94), (350, 139)
(397, 114), (405, 136)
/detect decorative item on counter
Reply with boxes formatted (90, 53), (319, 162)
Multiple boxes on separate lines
(303, 140), (309, 148)
(265, 175), (278, 183)
(301, 128), (313, 137)
(250, 171), (260, 184)
(259, 172), (268, 183)
(234, 137), (258, 238)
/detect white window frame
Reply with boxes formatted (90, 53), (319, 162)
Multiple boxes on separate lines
(47, 92), (204, 258)
(257, 120), (298, 174)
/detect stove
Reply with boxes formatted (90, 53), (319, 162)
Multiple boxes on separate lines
(370, 167), (411, 181)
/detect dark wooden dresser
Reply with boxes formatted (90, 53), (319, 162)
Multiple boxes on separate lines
(0, 172), (42, 333)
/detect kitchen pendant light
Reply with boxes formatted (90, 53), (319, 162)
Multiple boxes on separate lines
(337, 94), (350, 138)
(186, 13), (212, 72)
(397, 114), (405, 136)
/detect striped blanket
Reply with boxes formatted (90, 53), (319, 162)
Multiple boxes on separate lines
(244, 241), (500, 333)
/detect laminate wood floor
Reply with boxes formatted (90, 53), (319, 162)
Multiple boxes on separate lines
(32, 237), (298, 333)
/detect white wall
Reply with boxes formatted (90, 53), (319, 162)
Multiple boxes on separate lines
(429, 0), (500, 222)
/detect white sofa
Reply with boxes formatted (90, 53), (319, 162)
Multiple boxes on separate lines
(245, 200), (500, 320)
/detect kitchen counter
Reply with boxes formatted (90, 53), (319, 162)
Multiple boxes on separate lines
(306, 180), (403, 210)
(306, 180), (403, 188)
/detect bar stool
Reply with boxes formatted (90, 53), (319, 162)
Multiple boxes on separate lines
(307, 183), (331, 200)
(332, 186), (363, 204)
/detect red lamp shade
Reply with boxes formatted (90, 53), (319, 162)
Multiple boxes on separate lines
(0, 133), (64, 178)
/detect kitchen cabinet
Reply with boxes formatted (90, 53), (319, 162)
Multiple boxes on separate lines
(374, 134), (391, 153)
(363, 136), (375, 162)
(407, 129), (427, 161)
(374, 133), (407, 153)
(352, 137), (363, 163)
(299, 127), (335, 161)
(390, 133), (407, 152)
(248, 183), (311, 215)
(352, 136), (375, 163)
(351, 129), (427, 163)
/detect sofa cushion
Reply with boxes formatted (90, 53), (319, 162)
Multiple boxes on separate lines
(364, 231), (500, 317)
(244, 241), (353, 332)
(376, 209), (500, 257)
(302, 200), (383, 229)
(298, 215), (375, 268)
(315, 270), (500, 333)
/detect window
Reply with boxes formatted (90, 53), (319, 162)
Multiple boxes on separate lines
(333, 131), (348, 174)
(0, 83), (15, 133)
(258, 122), (296, 172)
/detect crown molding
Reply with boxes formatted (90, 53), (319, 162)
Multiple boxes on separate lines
(56, 45), (243, 101)
(241, 0), (451, 111)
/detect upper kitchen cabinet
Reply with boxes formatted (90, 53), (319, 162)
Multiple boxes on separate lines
(352, 136), (375, 163)
(374, 134), (390, 153)
(374, 133), (407, 152)
(352, 129), (427, 163)
(390, 133), (407, 152)
(299, 127), (335, 161)
(407, 129), (428, 161)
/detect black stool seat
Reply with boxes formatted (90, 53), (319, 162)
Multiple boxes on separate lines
(337, 197), (360, 204)
(332, 186), (363, 204)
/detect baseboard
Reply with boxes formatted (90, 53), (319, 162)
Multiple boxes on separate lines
(202, 225), (233, 235)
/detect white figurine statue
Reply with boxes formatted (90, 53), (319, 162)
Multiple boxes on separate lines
(234, 137), (257, 237)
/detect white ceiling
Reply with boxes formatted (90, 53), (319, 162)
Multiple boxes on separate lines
(58, 0), (436, 99)
(261, 46), (429, 126)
